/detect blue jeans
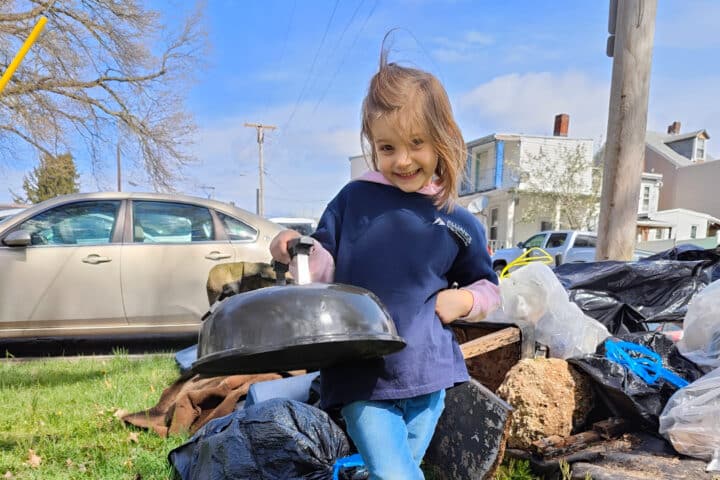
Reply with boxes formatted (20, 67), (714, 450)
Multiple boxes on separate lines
(340, 389), (446, 480)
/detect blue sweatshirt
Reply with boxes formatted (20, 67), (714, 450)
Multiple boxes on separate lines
(312, 179), (498, 408)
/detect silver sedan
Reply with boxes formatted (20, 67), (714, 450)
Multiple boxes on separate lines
(0, 192), (283, 338)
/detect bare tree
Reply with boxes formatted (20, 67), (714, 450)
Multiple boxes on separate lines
(512, 144), (602, 231)
(0, 0), (206, 190)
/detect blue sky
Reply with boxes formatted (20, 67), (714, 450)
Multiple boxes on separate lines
(2, 0), (719, 218)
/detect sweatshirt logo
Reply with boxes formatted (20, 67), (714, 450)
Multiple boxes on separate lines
(434, 217), (471, 247)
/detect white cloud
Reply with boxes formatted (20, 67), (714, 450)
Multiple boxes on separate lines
(455, 70), (720, 159)
(457, 71), (610, 141)
(464, 31), (494, 46)
(430, 31), (494, 63)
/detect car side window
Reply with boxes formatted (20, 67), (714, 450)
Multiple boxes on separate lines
(547, 233), (568, 248)
(573, 235), (587, 247)
(217, 212), (258, 241)
(573, 235), (597, 248)
(14, 201), (120, 246)
(523, 234), (545, 249)
(133, 201), (214, 243)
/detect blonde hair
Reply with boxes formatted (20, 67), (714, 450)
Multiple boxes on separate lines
(361, 48), (467, 210)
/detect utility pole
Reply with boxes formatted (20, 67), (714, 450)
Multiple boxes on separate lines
(596, 0), (657, 261)
(244, 122), (277, 217)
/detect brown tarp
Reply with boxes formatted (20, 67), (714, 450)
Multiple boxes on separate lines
(123, 373), (282, 437)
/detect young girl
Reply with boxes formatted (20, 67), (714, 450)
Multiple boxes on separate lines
(270, 50), (500, 479)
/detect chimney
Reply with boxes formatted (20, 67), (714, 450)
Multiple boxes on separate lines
(553, 113), (569, 137)
(667, 121), (681, 135)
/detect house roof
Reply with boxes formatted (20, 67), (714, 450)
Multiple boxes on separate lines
(466, 133), (594, 148)
(651, 208), (720, 225)
(646, 129), (714, 168)
(637, 218), (673, 228)
(665, 129), (710, 143)
(645, 131), (695, 167)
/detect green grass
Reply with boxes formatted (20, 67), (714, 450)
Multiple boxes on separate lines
(0, 352), (186, 479)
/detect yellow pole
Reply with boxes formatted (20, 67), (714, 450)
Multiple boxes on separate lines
(0, 16), (47, 95)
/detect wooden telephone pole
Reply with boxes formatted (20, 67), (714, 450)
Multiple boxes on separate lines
(596, 0), (657, 261)
(244, 123), (276, 217)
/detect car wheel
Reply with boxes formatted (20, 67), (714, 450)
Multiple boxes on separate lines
(493, 262), (506, 275)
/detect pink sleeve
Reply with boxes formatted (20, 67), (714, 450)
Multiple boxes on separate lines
(458, 279), (501, 322)
(289, 238), (335, 283)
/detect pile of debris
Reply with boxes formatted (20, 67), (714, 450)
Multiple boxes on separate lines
(121, 246), (720, 479)
(487, 247), (720, 479)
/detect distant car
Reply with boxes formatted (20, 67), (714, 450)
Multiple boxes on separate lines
(491, 230), (654, 274)
(491, 230), (599, 274)
(0, 192), (283, 339)
(269, 217), (318, 236)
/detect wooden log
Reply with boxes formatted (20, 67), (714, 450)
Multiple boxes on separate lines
(531, 418), (630, 458)
(531, 431), (603, 458)
(460, 327), (521, 360)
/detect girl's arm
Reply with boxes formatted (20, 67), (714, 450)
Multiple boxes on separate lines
(458, 279), (501, 321)
(435, 279), (500, 324)
(437, 212), (501, 323)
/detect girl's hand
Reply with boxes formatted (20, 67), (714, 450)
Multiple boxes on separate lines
(435, 289), (474, 325)
(269, 229), (302, 264)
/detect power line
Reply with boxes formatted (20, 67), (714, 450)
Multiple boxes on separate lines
(277, 0), (297, 66)
(304, 0), (365, 110)
(282, 0), (340, 131)
(312, 0), (378, 114)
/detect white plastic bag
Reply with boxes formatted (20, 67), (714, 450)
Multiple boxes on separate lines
(659, 367), (720, 471)
(677, 279), (720, 372)
(499, 263), (610, 359)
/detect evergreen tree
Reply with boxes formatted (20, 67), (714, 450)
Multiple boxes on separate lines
(14, 153), (80, 204)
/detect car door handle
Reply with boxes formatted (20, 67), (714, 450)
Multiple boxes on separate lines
(82, 254), (112, 265)
(205, 251), (232, 261)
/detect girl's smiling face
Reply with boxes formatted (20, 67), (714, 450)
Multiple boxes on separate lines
(371, 116), (438, 193)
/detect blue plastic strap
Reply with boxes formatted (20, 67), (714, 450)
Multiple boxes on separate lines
(604, 340), (689, 389)
(332, 453), (365, 480)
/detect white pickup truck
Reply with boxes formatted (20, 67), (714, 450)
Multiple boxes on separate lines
(491, 230), (598, 274)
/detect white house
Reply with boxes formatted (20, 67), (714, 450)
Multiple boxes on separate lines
(457, 114), (595, 250)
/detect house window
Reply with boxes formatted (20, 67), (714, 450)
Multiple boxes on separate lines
(641, 185), (650, 212)
(473, 150), (493, 190)
(655, 228), (662, 240)
(696, 138), (706, 161)
(540, 220), (553, 231)
(489, 208), (498, 241)
(690, 225), (698, 239)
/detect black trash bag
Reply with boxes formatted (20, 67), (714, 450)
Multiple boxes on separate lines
(168, 398), (350, 480)
(568, 332), (705, 430)
(554, 253), (718, 334)
(643, 244), (720, 282)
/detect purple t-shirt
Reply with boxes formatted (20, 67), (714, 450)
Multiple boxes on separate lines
(312, 180), (498, 408)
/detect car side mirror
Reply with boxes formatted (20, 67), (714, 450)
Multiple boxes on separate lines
(3, 230), (32, 247)
(517, 241), (524, 248)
